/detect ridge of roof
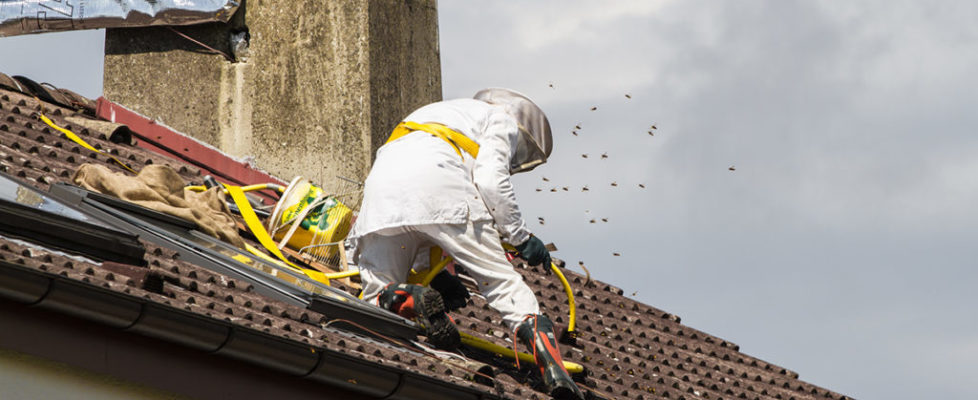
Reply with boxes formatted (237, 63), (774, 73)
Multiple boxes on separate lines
(0, 79), (854, 400)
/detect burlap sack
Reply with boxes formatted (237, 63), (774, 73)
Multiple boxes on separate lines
(72, 163), (245, 248)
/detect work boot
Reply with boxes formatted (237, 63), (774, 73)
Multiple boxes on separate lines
(516, 314), (584, 400)
(378, 283), (460, 350)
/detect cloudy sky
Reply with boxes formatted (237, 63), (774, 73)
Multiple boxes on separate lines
(2, 1), (977, 399)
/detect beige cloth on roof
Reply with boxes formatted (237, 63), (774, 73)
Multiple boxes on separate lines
(72, 163), (245, 248)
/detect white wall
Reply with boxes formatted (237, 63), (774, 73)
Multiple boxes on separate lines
(0, 348), (186, 400)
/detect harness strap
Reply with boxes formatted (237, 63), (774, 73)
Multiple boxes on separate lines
(385, 121), (480, 159)
(225, 184), (331, 286)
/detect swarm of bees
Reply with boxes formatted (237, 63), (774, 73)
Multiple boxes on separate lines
(527, 84), (681, 267)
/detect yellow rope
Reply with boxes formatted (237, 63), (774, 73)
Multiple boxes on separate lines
(37, 113), (137, 174)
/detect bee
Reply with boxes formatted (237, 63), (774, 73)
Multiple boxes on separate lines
(611, 181), (618, 187)
(601, 153), (608, 159)
(537, 217), (546, 225)
(542, 177), (550, 182)
(650, 124), (657, 130)
(572, 130), (578, 136)
(535, 188), (542, 192)
(638, 183), (646, 188)
(625, 94), (632, 99)
(548, 82), (555, 89)
(613, 252), (621, 257)
(581, 154), (589, 159)
(575, 124), (582, 130)
(590, 106), (598, 111)
(550, 188), (558, 192)
(562, 186), (569, 191)
(729, 166), (736, 171)
(601, 218), (608, 222)
(647, 130), (654, 136)
(589, 219), (596, 224)
(582, 186), (589, 192)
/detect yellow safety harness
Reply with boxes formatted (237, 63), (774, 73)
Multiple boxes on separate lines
(386, 121), (480, 159)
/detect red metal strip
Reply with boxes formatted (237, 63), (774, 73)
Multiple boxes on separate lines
(95, 97), (286, 204)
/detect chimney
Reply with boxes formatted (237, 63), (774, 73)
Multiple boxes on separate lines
(102, 1), (441, 185)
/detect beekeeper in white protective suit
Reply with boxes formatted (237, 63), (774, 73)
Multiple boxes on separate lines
(350, 88), (584, 400)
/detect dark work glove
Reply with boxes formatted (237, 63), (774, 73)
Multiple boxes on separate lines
(515, 235), (551, 267)
(429, 270), (470, 312)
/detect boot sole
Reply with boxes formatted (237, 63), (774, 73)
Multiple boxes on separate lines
(416, 287), (461, 351)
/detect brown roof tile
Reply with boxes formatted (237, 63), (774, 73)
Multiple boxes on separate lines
(0, 83), (853, 400)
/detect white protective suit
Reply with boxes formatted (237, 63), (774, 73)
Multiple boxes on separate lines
(351, 90), (552, 330)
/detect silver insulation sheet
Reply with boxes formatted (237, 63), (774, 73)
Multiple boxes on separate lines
(0, 0), (239, 37)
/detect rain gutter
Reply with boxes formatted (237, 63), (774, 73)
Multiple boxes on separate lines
(0, 260), (497, 400)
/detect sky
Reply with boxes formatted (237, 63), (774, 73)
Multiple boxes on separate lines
(2, 1), (977, 399)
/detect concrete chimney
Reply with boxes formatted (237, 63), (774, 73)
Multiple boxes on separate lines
(102, 1), (441, 185)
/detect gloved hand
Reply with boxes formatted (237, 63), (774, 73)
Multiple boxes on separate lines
(515, 235), (551, 267)
(429, 270), (470, 311)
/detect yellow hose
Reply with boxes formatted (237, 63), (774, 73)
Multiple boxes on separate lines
(419, 255), (452, 286)
(459, 332), (584, 374)
(186, 183), (285, 194)
(322, 269), (362, 280)
(549, 262), (577, 333)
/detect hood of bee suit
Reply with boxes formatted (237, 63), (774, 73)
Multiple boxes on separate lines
(473, 88), (553, 174)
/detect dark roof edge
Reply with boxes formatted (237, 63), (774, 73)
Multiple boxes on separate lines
(0, 260), (495, 400)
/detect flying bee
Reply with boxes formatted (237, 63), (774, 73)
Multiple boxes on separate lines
(638, 183), (646, 188)
(601, 153), (608, 159)
(625, 94), (632, 99)
(590, 106), (597, 111)
(611, 181), (618, 187)
(613, 252), (621, 257)
(581, 154), (589, 158)
(729, 166), (736, 171)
